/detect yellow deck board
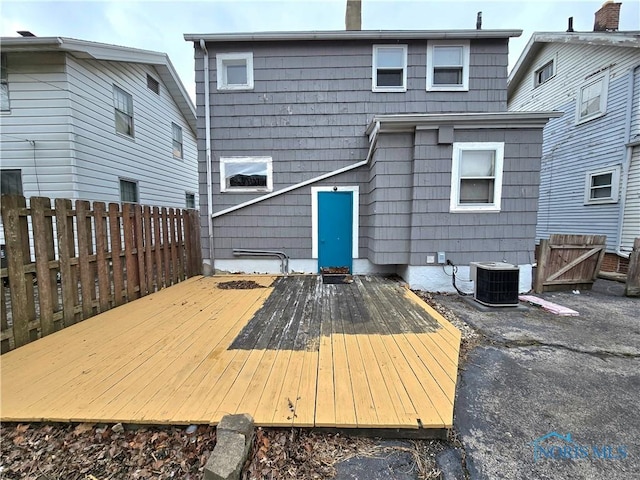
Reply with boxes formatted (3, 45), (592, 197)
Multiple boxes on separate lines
(1, 275), (460, 430)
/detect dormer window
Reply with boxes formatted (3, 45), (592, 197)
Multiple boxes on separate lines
(372, 45), (407, 92)
(427, 41), (470, 91)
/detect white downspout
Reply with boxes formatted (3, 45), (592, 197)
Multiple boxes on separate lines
(616, 64), (640, 258)
(200, 39), (215, 274)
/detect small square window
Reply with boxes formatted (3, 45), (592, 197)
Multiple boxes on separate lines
(113, 85), (134, 137)
(372, 45), (407, 92)
(450, 142), (504, 212)
(576, 71), (609, 123)
(216, 53), (254, 90)
(147, 74), (160, 94)
(1, 169), (23, 196)
(220, 157), (273, 193)
(120, 179), (138, 203)
(584, 166), (619, 204)
(186, 192), (196, 209)
(172, 122), (183, 159)
(1, 53), (10, 111)
(427, 41), (469, 91)
(534, 60), (554, 87)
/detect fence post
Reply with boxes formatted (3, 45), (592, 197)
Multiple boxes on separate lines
(189, 209), (202, 276)
(534, 239), (549, 294)
(56, 198), (78, 327)
(31, 197), (57, 336)
(626, 237), (640, 297)
(1, 195), (33, 347)
(76, 200), (96, 319)
(176, 209), (185, 281)
(108, 203), (125, 306)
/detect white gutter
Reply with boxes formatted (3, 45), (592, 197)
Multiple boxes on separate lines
(200, 39), (215, 269)
(616, 64), (640, 258)
(213, 122), (380, 218)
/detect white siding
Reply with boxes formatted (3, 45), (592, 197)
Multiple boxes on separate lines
(631, 65), (640, 139)
(0, 51), (77, 199)
(621, 146), (640, 253)
(66, 56), (197, 208)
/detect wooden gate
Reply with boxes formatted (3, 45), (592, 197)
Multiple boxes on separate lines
(534, 234), (606, 293)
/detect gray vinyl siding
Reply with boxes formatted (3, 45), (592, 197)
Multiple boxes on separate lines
(0, 52), (76, 199)
(67, 56), (197, 208)
(196, 38), (510, 261)
(509, 42), (640, 253)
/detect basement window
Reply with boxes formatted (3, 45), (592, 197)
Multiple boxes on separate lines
(220, 157), (272, 193)
(534, 59), (555, 87)
(427, 41), (469, 91)
(216, 52), (254, 90)
(186, 192), (196, 209)
(120, 178), (139, 203)
(372, 45), (407, 92)
(584, 166), (619, 204)
(1, 169), (23, 196)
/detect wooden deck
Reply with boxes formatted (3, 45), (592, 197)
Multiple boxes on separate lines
(0, 275), (460, 431)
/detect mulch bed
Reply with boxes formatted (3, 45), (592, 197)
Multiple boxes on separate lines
(217, 280), (265, 290)
(0, 423), (216, 480)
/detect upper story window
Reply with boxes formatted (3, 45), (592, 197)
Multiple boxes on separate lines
(427, 41), (470, 92)
(534, 59), (555, 87)
(120, 178), (139, 203)
(216, 52), (254, 90)
(372, 45), (408, 92)
(220, 156), (273, 193)
(1, 53), (9, 111)
(450, 142), (504, 213)
(147, 74), (160, 94)
(584, 166), (620, 204)
(576, 71), (609, 124)
(172, 122), (183, 159)
(113, 85), (134, 137)
(1, 169), (23, 196)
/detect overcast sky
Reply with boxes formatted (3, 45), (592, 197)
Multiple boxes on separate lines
(1, 0), (639, 102)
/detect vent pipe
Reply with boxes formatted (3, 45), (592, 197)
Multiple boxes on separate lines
(567, 17), (574, 32)
(476, 12), (482, 30)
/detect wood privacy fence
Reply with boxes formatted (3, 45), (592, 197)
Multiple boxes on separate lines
(0, 195), (202, 353)
(534, 234), (606, 293)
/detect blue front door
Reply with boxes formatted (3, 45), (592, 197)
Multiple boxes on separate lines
(318, 191), (353, 272)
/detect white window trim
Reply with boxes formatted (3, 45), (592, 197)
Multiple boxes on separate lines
(450, 142), (504, 213)
(372, 45), (408, 92)
(216, 52), (254, 91)
(172, 122), (183, 159)
(533, 56), (556, 88)
(219, 156), (273, 193)
(119, 178), (139, 204)
(584, 165), (620, 205)
(426, 40), (470, 92)
(113, 84), (134, 138)
(311, 186), (359, 259)
(575, 70), (609, 124)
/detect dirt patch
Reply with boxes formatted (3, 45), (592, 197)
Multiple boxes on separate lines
(217, 280), (266, 290)
(0, 422), (215, 479)
(320, 267), (350, 274)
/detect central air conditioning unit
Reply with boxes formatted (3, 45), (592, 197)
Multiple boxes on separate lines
(470, 262), (520, 307)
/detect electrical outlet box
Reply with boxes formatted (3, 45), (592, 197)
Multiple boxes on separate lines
(437, 251), (446, 264)
(426, 255), (435, 264)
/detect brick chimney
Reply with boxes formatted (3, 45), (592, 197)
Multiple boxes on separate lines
(346, 0), (362, 31)
(594, 1), (622, 31)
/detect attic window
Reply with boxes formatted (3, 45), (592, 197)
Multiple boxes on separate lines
(220, 156), (272, 193)
(534, 60), (554, 87)
(216, 53), (254, 90)
(372, 45), (407, 92)
(147, 74), (160, 94)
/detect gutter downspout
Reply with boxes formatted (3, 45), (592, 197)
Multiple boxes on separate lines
(616, 64), (640, 259)
(200, 39), (215, 274)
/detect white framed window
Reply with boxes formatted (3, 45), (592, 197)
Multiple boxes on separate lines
(450, 142), (504, 213)
(185, 192), (196, 209)
(534, 59), (555, 87)
(1, 169), (23, 196)
(372, 45), (408, 92)
(1, 53), (10, 111)
(216, 52), (254, 90)
(113, 85), (134, 137)
(220, 156), (272, 193)
(576, 71), (609, 124)
(120, 178), (139, 203)
(172, 122), (183, 159)
(427, 41), (470, 91)
(584, 166), (620, 204)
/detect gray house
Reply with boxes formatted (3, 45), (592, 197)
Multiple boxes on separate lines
(185, 29), (557, 292)
(508, 2), (640, 274)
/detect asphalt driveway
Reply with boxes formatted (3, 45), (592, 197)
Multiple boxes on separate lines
(435, 279), (639, 479)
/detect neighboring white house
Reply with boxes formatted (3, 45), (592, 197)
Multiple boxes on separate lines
(0, 35), (197, 209)
(507, 2), (640, 272)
